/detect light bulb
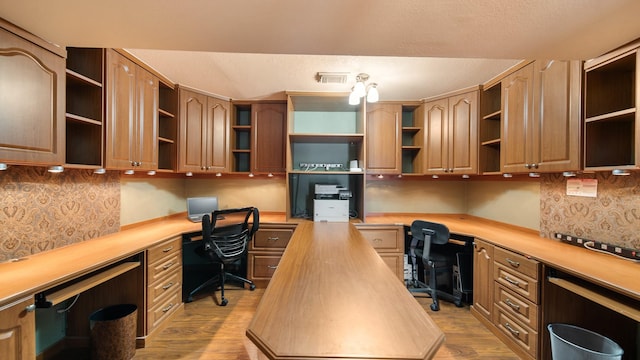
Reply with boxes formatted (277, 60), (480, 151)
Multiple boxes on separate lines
(349, 90), (360, 105)
(366, 84), (379, 103)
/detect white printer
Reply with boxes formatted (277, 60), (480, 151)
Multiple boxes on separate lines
(313, 184), (351, 222)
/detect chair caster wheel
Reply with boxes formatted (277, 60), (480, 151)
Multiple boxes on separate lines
(430, 303), (440, 311)
(186, 296), (193, 303)
(249, 284), (256, 291)
(220, 298), (228, 306)
(455, 301), (463, 307)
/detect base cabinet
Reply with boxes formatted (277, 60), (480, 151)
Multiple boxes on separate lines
(247, 223), (297, 287)
(146, 237), (182, 335)
(355, 224), (405, 282)
(471, 239), (541, 360)
(0, 297), (35, 360)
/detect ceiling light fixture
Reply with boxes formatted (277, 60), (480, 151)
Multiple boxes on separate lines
(349, 73), (379, 105)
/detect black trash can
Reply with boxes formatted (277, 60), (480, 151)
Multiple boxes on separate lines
(89, 304), (137, 360)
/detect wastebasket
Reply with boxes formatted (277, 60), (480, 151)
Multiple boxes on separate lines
(89, 304), (137, 360)
(548, 323), (623, 360)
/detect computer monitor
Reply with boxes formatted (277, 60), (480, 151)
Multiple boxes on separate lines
(186, 196), (218, 222)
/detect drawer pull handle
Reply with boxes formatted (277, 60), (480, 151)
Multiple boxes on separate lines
(162, 282), (174, 290)
(504, 322), (520, 336)
(162, 246), (174, 253)
(162, 303), (174, 313)
(506, 258), (520, 267)
(267, 265), (278, 269)
(505, 298), (520, 311)
(372, 238), (383, 242)
(163, 262), (174, 270)
(503, 275), (520, 286)
(267, 237), (280, 241)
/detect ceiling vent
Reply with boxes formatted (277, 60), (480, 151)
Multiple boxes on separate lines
(316, 72), (349, 84)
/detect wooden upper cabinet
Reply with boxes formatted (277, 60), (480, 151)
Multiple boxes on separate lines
(425, 90), (478, 175)
(502, 60), (581, 173)
(502, 63), (535, 173)
(105, 49), (158, 171)
(178, 87), (229, 173)
(0, 21), (65, 166)
(252, 103), (286, 174)
(366, 103), (402, 174)
(532, 60), (582, 172)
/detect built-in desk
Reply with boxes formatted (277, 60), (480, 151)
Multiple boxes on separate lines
(247, 222), (445, 360)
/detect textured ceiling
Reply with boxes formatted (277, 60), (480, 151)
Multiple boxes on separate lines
(2, 0), (640, 100)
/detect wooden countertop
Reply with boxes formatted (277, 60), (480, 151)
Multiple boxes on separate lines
(366, 214), (640, 301)
(246, 222), (444, 360)
(1, 212), (637, 308)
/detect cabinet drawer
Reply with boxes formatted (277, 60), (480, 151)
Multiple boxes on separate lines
(249, 254), (282, 279)
(493, 305), (538, 359)
(356, 225), (403, 252)
(494, 264), (538, 303)
(378, 253), (404, 282)
(148, 237), (181, 264)
(148, 254), (181, 284)
(253, 228), (294, 250)
(148, 268), (181, 308)
(147, 289), (180, 331)
(493, 246), (539, 280)
(494, 284), (538, 331)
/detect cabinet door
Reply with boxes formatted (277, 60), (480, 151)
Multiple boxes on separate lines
(424, 99), (449, 174)
(135, 69), (159, 170)
(205, 97), (229, 173)
(532, 60), (582, 172)
(472, 239), (494, 320)
(252, 103), (286, 174)
(105, 50), (137, 169)
(501, 63), (534, 173)
(448, 91), (478, 174)
(0, 298), (35, 360)
(0, 27), (65, 166)
(178, 89), (207, 172)
(366, 103), (402, 174)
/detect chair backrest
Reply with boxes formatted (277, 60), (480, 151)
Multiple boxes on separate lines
(411, 220), (450, 262)
(202, 207), (259, 262)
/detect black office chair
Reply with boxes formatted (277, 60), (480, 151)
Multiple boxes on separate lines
(408, 220), (462, 311)
(186, 207), (259, 306)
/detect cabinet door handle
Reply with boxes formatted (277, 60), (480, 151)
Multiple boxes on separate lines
(505, 298), (520, 311)
(162, 246), (174, 253)
(162, 303), (174, 313)
(503, 275), (520, 287)
(162, 282), (174, 290)
(504, 322), (520, 336)
(506, 258), (520, 267)
(163, 262), (174, 270)
(25, 304), (36, 313)
(267, 237), (280, 242)
(267, 265), (278, 269)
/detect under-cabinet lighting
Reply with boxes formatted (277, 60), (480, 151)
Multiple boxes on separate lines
(502, 173), (513, 178)
(529, 172), (540, 178)
(147, 170), (156, 176)
(432, 175), (439, 179)
(267, 173), (273, 177)
(562, 171), (576, 177)
(216, 172), (222, 177)
(462, 174), (470, 179)
(377, 174), (384, 179)
(397, 174), (402, 178)
(612, 169), (631, 176)
(248, 173), (254, 178)
(93, 168), (106, 175)
(185, 172), (193, 177)
(124, 169), (134, 175)
(47, 165), (64, 173)
(0, 163), (7, 171)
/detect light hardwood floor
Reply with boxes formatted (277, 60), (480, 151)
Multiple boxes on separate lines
(132, 287), (520, 360)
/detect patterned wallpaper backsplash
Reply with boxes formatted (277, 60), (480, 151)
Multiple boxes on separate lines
(540, 172), (640, 250)
(0, 166), (120, 262)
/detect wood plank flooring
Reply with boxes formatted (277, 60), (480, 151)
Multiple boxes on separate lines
(132, 287), (520, 360)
